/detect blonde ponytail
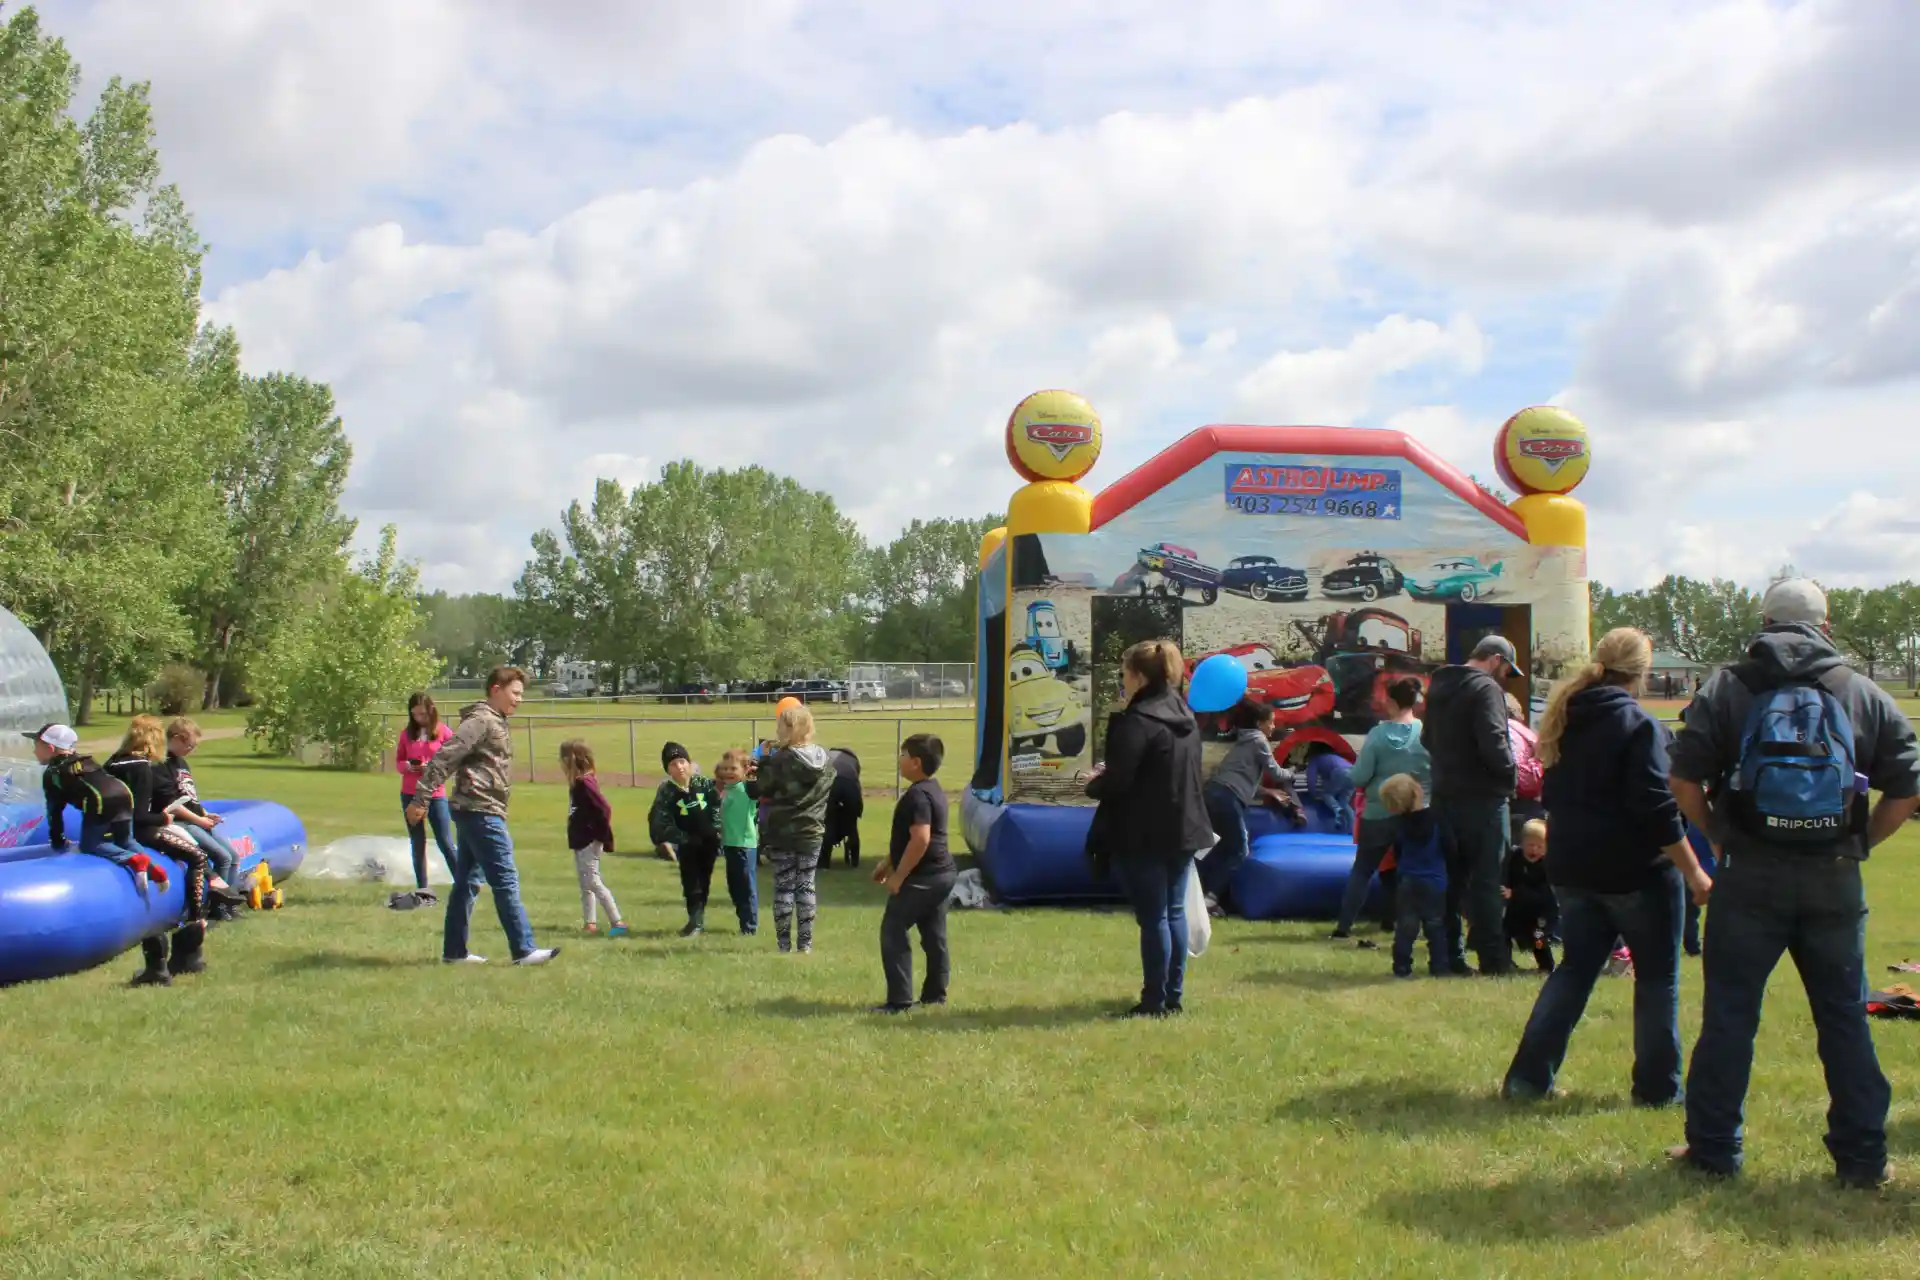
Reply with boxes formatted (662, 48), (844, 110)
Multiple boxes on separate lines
(1535, 627), (1654, 768)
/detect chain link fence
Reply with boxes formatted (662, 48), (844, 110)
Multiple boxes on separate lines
(843, 661), (976, 708)
(424, 662), (978, 710)
(379, 710), (974, 799)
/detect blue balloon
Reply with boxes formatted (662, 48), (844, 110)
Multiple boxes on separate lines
(1187, 653), (1249, 713)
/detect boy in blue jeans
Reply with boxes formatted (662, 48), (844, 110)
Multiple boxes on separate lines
(716, 749), (760, 934)
(1381, 772), (1452, 978)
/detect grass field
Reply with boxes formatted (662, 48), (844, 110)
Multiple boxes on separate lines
(7, 733), (1920, 1277)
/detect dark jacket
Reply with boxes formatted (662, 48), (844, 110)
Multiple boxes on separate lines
(568, 774), (616, 852)
(1084, 686), (1213, 868)
(1503, 848), (1556, 922)
(746, 744), (834, 851)
(1421, 665), (1517, 805)
(1392, 808), (1452, 884)
(823, 748), (864, 850)
(41, 752), (133, 847)
(649, 774), (721, 849)
(104, 752), (170, 843)
(1671, 623), (1920, 861)
(1541, 685), (1687, 892)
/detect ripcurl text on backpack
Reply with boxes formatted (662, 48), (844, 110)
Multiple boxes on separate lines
(1727, 664), (1866, 844)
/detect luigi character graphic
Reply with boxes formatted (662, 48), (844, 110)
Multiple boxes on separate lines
(1007, 644), (1088, 760)
(649, 741), (724, 935)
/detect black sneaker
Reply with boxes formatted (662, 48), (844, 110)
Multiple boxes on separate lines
(1392, 968), (1414, 979)
(678, 922), (704, 938)
(870, 1002), (914, 1015)
(167, 951), (207, 977)
(1165, 1001), (1184, 1014)
(1327, 929), (1352, 940)
(919, 995), (948, 1007)
(1120, 1003), (1169, 1019)
(129, 967), (171, 988)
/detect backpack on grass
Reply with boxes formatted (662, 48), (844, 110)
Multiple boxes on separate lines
(1726, 665), (1863, 845)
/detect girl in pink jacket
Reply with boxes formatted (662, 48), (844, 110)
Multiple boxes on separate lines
(398, 692), (458, 898)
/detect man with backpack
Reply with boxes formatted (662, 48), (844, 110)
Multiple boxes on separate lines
(1668, 579), (1920, 1188)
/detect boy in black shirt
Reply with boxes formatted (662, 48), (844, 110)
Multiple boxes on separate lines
(871, 734), (956, 1012)
(27, 724), (162, 884)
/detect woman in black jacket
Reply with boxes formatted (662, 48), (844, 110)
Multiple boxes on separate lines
(1086, 639), (1215, 1017)
(1501, 628), (1714, 1105)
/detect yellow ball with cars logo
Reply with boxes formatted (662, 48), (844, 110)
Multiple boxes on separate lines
(1495, 405), (1591, 496)
(1006, 389), (1102, 483)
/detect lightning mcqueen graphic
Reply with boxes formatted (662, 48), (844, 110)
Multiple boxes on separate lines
(1187, 643), (1353, 762)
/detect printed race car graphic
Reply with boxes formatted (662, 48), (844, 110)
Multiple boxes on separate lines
(1132, 542), (1221, 606)
(1219, 555), (1310, 602)
(1026, 601), (1071, 671)
(1320, 551), (1404, 602)
(1187, 644), (1336, 735)
(1294, 608), (1434, 729)
(1007, 645), (1087, 759)
(1407, 557), (1502, 603)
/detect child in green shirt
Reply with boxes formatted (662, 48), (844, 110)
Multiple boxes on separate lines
(716, 748), (759, 935)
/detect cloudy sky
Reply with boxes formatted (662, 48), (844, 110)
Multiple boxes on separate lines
(35, 0), (1920, 593)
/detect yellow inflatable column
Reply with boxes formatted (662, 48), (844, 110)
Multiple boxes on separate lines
(1497, 406), (1592, 682)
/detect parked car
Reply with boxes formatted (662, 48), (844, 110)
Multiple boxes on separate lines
(1321, 551), (1405, 602)
(1220, 554), (1310, 602)
(669, 681), (716, 704)
(546, 682), (570, 698)
(778, 679), (847, 704)
(917, 678), (968, 698)
(1407, 557), (1502, 603)
(850, 679), (888, 701)
(1135, 542), (1221, 605)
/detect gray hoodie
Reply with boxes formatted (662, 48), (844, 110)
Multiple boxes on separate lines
(1672, 623), (1920, 859)
(1209, 728), (1282, 805)
(1350, 718), (1432, 814)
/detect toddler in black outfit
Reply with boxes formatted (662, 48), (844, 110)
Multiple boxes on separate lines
(1502, 819), (1558, 973)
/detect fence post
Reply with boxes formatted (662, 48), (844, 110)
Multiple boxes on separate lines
(628, 720), (637, 787)
(894, 717), (904, 798)
(527, 718), (535, 783)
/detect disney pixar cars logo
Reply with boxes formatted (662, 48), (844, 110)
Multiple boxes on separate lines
(1025, 421), (1094, 461)
(1518, 437), (1586, 472)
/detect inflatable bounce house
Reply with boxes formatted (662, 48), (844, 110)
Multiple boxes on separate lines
(0, 607), (307, 985)
(963, 391), (1592, 918)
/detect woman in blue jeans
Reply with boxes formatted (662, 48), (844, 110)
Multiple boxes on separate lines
(1086, 639), (1215, 1018)
(1501, 628), (1714, 1105)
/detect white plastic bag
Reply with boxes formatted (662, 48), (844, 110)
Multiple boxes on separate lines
(305, 836), (452, 886)
(1185, 862), (1211, 957)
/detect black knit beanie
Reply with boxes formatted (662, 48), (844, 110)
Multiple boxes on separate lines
(661, 741), (690, 769)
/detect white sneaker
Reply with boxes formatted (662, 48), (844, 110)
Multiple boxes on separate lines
(443, 954), (487, 965)
(133, 870), (149, 895)
(514, 947), (559, 966)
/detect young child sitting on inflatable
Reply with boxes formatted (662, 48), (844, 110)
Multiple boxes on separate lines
(1304, 742), (1356, 834)
(27, 724), (166, 890)
(1502, 819), (1557, 973)
(1379, 772), (1451, 979)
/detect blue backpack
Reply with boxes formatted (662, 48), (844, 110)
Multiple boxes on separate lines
(1727, 665), (1862, 844)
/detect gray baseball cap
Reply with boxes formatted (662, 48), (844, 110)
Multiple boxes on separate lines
(1470, 635), (1525, 677)
(1762, 577), (1828, 625)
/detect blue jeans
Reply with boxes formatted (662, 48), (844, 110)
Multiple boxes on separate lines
(1438, 799), (1511, 973)
(1199, 785), (1249, 902)
(444, 811), (538, 961)
(1393, 876), (1447, 975)
(403, 792), (457, 889)
(1683, 845), (1717, 954)
(186, 821), (240, 883)
(1113, 855), (1194, 1010)
(78, 816), (143, 865)
(1336, 816), (1397, 933)
(724, 845), (759, 932)
(1503, 865), (1684, 1104)
(1684, 852), (1888, 1181)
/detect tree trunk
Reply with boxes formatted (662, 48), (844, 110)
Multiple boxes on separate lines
(74, 655), (97, 727)
(203, 624), (233, 710)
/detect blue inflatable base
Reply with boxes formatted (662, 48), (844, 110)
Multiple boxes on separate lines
(975, 802), (1372, 920)
(0, 799), (306, 986)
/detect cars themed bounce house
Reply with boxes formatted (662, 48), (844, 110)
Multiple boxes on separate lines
(0, 607), (306, 985)
(963, 391), (1593, 917)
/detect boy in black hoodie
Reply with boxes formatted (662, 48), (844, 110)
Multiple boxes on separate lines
(1421, 635), (1521, 975)
(648, 742), (722, 936)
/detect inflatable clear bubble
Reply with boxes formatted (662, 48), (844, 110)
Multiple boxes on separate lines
(0, 607), (66, 805)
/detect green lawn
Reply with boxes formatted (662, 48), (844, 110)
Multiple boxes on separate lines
(6, 734), (1920, 1277)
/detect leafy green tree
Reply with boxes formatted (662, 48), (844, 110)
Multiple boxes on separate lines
(1635, 575), (1761, 667)
(246, 527), (438, 770)
(865, 515), (1002, 662)
(415, 591), (519, 679)
(1826, 585), (1904, 682)
(183, 368), (355, 709)
(0, 10), (234, 720)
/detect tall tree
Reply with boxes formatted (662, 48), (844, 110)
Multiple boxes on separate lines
(1826, 585), (1903, 682)
(1636, 576), (1762, 667)
(183, 368), (355, 708)
(0, 10), (234, 720)
(865, 515), (1003, 662)
(416, 591), (519, 679)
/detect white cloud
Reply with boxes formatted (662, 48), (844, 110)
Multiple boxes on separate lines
(27, 0), (1920, 595)
(1792, 493), (1920, 587)
(1235, 316), (1486, 425)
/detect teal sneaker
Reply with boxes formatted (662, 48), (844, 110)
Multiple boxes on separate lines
(608, 924), (630, 938)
